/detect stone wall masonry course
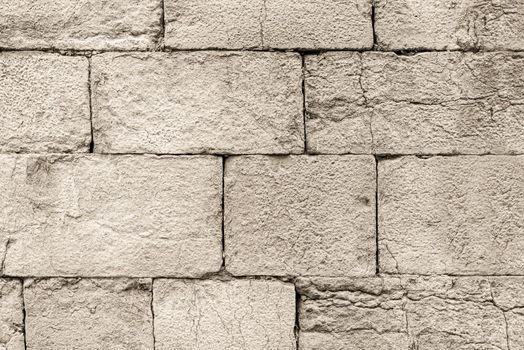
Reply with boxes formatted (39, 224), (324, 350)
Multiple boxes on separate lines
(379, 156), (524, 275)
(375, 0), (524, 51)
(225, 155), (376, 277)
(164, 0), (373, 50)
(24, 278), (153, 350)
(0, 0), (162, 50)
(91, 52), (304, 154)
(0, 279), (24, 350)
(305, 51), (524, 155)
(297, 276), (524, 350)
(153, 279), (296, 350)
(0, 154), (222, 277)
(0, 52), (90, 153)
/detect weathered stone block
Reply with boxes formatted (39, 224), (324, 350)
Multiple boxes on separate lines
(92, 52), (303, 154)
(153, 279), (295, 350)
(298, 276), (515, 349)
(0, 0), (162, 50)
(0, 52), (90, 153)
(225, 155), (376, 277)
(305, 52), (524, 154)
(375, 0), (524, 51)
(1, 155), (222, 277)
(379, 156), (524, 275)
(305, 53), (371, 154)
(165, 0), (373, 50)
(0, 279), (24, 350)
(24, 278), (153, 350)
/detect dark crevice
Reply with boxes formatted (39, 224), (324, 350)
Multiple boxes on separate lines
(371, 0), (377, 49)
(294, 285), (301, 349)
(159, 0), (166, 50)
(22, 280), (28, 350)
(374, 155), (379, 275)
(221, 157), (226, 271)
(1, 46), (524, 55)
(0, 151), (521, 157)
(1, 239), (12, 275)
(150, 280), (156, 350)
(301, 54), (308, 153)
(4, 273), (524, 280)
(87, 57), (94, 153)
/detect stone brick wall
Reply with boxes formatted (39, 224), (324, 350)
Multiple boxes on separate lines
(0, 1), (523, 349)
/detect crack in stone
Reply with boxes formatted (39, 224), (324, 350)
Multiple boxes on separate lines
(259, 0), (267, 48)
(1, 239), (13, 275)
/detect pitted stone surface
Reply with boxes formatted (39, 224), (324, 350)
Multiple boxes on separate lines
(0, 279), (24, 350)
(0, 0), (162, 50)
(153, 279), (296, 350)
(165, 0), (373, 50)
(375, 0), (524, 51)
(379, 156), (524, 275)
(92, 52), (303, 154)
(24, 278), (153, 350)
(0, 52), (90, 153)
(1, 154), (222, 277)
(305, 52), (524, 155)
(297, 276), (520, 349)
(225, 155), (376, 277)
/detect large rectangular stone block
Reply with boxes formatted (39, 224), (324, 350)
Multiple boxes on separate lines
(298, 276), (519, 349)
(0, 279), (24, 350)
(305, 52), (524, 155)
(153, 279), (295, 350)
(225, 155), (376, 277)
(164, 0), (373, 50)
(1, 154), (222, 277)
(375, 0), (524, 51)
(0, 52), (90, 153)
(0, 0), (162, 50)
(92, 52), (303, 154)
(379, 156), (524, 275)
(24, 278), (153, 350)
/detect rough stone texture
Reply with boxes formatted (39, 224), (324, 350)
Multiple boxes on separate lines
(24, 278), (153, 350)
(154, 279), (296, 350)
(375, 0), (524, 51)
(305, 52), (371, 154)
(379, 156), (524, 275)
(165, 0), (373, 50)
(92, 52), (303, 154)
(0, 0), (162, 50)
(305, 52), (524, 155)
(0, 52), (90, 153)
(0, 279), (24, 350)
(1, 154), (222, 277)
(298, 276), (523, 349)
(225, 155), (375, 277)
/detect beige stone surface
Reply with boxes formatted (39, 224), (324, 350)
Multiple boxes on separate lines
(92, 52), (303, 154)
(298, 276), (516, 349)
(305, 52), (524, 154)
(165, 0), (373, 50)
(0, 52), (90, 153)
(164, 0), (262, 49)
(0, 0), (162, 50)
(153, 279), (295, 350)
(225, 155), (375, 277)
(490, 277), (524, 349)
(0, 279), (24, 350)
(263, 0), (373, 50)
(375, 0), (524, 51)
(1, 154), (222, 277)
(379, 156), (524, 275)
(305, 53), (371, 154)
(24, 278), (153, 350)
